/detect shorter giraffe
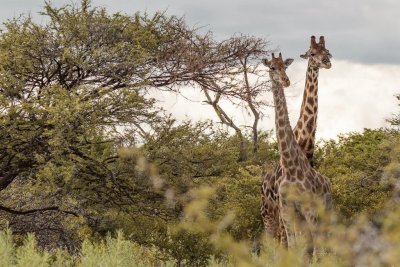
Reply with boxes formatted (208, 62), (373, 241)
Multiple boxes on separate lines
(262, 53), (332, 255)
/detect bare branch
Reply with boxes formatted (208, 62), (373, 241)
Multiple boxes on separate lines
(0, 204), (79, 217)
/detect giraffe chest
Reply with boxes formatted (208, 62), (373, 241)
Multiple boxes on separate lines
(279, 169), (331, 195)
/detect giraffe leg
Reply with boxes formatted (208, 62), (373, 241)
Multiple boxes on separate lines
(261, 171), (281, 239)
(301, 210), (316, 259)
(279, 193), (298, 248)
(261, 195), (280, 238)
(278, 215), (288, 247)
(300, 197), (329, 261)
(279, 186), (310, 250)
(282, 200), (316, 262)
(304, 193), (334, 260)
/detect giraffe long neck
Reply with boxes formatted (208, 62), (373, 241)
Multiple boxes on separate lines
(293, 62), (319, 165)
(271, 80), (299, 171)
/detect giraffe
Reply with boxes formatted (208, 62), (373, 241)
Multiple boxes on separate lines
(261, 36), (332, 243)
(294, 35), (332, 166)
(261, 52), (332, 254)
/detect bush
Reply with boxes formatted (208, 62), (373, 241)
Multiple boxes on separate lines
(316, 129), (397, 218)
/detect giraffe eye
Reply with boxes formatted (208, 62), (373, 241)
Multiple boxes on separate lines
(310, 53), (316, 56)
(270, 67), (276, 71)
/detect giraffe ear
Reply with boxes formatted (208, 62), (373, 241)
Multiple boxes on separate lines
(300, 52), (309, 59)
(284, 58), (294, 67)
(262, 58), (271, 67)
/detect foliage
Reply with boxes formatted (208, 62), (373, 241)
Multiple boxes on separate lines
(2, 186), (400, 267)
(316, 128), (397, 218)
(209, 167), (264, 243)
(387, 94), (400, 127)
(0, 228), (174, 267)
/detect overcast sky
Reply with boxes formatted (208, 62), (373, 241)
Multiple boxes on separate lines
(1, 0), (399, 140)
(2, 0), (400, 64)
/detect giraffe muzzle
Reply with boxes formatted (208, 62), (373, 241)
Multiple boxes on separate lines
(282, 78), (290, 87)
(322, 58), (332, 69)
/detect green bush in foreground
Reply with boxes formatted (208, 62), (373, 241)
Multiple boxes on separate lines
(2, 185), (400, 267)
(0, 229), (174, 267)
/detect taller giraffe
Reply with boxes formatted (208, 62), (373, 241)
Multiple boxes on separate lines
(261, 36), (332, 241)
(262, 53), (332, 253)
(294, 35), (332, 166)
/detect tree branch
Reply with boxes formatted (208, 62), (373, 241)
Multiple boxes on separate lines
(0, 204), (79, 217)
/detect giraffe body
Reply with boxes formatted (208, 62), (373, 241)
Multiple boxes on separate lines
(261, 52), (332, 253)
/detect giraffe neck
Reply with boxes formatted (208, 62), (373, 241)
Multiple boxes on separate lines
(293, 62), (319, 164)
(271, 80), (299, 171)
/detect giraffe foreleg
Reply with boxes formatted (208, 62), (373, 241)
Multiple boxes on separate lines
(261, 194), (280, 239)
(278, 191), (298, 249)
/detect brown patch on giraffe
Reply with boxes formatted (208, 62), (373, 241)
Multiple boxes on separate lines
(298, 121), (303, 128)
(309, 84), (314, 92)
(307, 141), (313, 151)
(307, 75), (313, 82)
(300, 161), (307, 170)
(307, 97), (314, 106)
(312, 186), (317, 193)
(281, 158), (287, 167)
(303, 140), (309, 149)
(304, 179), (311, 189)
(304, 115), (308, 121)
(306, 119), (313, 133)
(278, 129), (285, 139)
(298, 138), (305, 149)
(305, 105), (313, 114)
(281, 141), (287, 151)
(299, 172), (305, 181)
(278, 118), (285, 125)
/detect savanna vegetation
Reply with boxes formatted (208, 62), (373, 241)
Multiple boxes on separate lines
(1, 1), (400, 266)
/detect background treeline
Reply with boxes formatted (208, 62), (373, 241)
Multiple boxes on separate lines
(1, 1), (400, 266)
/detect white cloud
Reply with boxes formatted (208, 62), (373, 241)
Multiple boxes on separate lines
(152, 60), (400, 140)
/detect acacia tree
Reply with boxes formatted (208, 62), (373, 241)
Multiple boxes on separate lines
(195, 35), (271, 160)
(154, 27), (272, 160)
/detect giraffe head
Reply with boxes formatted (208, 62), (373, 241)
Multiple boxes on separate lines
(300, 36), (332, 69)
(262, 53), (294, 87)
